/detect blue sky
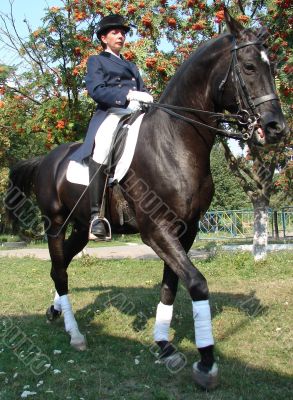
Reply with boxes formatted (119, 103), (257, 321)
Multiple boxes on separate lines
(0, 0), (63, 32)
(0, 0), (63, 64)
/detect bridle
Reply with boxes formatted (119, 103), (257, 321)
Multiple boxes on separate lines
(219, 38), (279, 139)
(144, 36), (279, 141)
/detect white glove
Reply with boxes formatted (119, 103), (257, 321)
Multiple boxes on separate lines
(126, 100), (141, 112)
(127, 90), (153, 103)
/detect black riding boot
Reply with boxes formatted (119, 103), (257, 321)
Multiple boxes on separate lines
(88, 157), (108, 240)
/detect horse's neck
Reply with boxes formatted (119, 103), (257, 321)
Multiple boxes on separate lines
(142, 37), (231, 172)
(156, 39), (231, 156)
(141, 110), (214, 180)
(160, 36), (229, 112)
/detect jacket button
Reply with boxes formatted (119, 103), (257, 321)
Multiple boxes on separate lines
(132, 86), (136, 90)
(115, 100), (121, 105)
(118, 84), (122, 88)
(131, 78), (135, 81)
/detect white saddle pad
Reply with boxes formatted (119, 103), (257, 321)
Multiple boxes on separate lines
(66, 113), (144, 186)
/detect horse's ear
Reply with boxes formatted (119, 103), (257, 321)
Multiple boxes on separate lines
(224, 7), (244, 38)
(257, 27), (270, 45)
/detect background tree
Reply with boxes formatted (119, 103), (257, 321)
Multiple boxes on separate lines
(0, 0), (291, 257)
(210, 143), (251, 210)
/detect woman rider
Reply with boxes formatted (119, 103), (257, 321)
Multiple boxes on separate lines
(71, 14), (153, 240)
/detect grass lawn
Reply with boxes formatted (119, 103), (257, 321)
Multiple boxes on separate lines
(0, 251), (292, 399)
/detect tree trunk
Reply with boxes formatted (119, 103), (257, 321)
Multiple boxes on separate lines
(252, 199), (269, 261)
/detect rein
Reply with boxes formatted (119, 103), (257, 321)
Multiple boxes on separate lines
(145, 37), (279, 142)
(145, 102), (245, 140)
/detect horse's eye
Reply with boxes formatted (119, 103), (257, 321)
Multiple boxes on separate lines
(244, 63), (256, 73)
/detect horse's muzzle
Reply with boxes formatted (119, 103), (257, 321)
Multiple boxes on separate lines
(261, 111), (288, 144)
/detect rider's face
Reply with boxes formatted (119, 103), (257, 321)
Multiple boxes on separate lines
(101, 28), (126, 55)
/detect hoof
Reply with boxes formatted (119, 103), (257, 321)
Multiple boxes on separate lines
(46, 305), (61, 322)
(156, 352), (186, 371)
(70, 335), (87, 351)
(192, 362), (219, 390)
(155, 341), (187, 371)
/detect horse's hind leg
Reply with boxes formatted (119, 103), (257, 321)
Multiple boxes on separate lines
(63, 222), (89, 264)
(154, 264), (181, 364)
(47, 221), (86, 351)
(49, 222), (89, 317)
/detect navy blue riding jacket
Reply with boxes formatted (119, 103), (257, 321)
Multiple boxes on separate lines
(86, 51), (147, 109)
(71, 51), (147, 162)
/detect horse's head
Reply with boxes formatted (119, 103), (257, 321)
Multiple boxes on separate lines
(219, 9), (288, 146)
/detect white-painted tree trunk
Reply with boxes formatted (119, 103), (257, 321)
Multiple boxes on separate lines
(253, 203), (269, 261)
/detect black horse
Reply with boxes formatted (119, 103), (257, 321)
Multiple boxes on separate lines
(6, 11), (287, 389)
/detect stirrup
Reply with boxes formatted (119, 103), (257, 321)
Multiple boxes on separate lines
(89, 216), (112, 241)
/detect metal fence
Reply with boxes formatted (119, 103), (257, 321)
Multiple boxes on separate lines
(198, 207), (293, 239)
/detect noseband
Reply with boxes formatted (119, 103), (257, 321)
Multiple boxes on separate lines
(145, 36), (279, 142)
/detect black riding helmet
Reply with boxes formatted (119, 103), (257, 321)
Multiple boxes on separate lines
(96, 14), (130, 39)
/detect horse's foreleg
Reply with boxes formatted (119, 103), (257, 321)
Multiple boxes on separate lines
(147, 230), (218, 389)
(181, 233), (217, 385)
(47, 225), (86, 351)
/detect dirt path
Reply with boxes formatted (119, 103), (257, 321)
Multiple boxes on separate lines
(0, 243), (210, 260)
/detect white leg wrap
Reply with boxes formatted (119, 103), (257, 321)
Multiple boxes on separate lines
(192, 300), (214, 348)
(53, 291), (61, 312)
(153, 302), (173, 342)
(59, 295), (86, 350)
(60, 295), (79, 333)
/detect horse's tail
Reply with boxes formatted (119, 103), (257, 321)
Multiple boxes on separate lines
(5, 156), (44, 223)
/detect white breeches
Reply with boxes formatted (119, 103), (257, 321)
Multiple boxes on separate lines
(92, 107), (131, 165)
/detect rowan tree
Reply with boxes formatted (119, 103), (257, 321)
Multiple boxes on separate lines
(0, 1), (291, 153)
(0, 0), (291, 256)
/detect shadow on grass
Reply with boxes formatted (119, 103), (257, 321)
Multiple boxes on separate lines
(73, 283), (269, 331)
(76, 285), (291, 397)
(1, 285), (291, 400)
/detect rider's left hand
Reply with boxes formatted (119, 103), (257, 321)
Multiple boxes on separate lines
(127, 90), (153, 103)
(126, 100), (141, 112)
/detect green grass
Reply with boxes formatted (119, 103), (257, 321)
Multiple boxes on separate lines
(0, 252), (292, 399)
(0, 234), (22, 243)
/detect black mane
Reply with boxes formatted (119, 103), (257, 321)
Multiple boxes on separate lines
(159, 33), (232, 105)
